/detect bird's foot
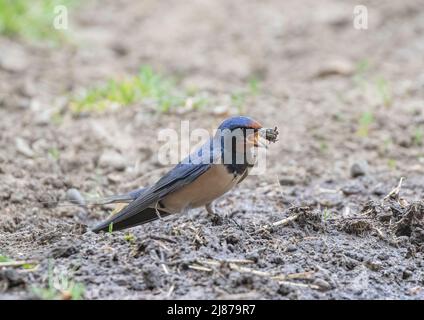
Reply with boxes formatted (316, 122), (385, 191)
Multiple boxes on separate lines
(205, 203), (224, 225)
(205, 203), (216, 215)
(154, 206), (163, 219)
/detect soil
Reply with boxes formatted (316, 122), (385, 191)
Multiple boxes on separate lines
(1, 0), (424, 299)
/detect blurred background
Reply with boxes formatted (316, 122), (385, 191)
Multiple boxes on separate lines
(1, 0), (424, 192)
(1, 0), (424, 299)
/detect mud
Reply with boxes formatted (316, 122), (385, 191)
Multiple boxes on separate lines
(1, 0), (424, 299)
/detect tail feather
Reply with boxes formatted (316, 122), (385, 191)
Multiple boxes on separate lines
(38, 188), (147, 208)
(91, 207), (171, 233)
(86, 187), (148, 205)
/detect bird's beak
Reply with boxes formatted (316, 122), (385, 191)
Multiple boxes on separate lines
(247, 127), (278, 148)
(254, 129), (269, 149)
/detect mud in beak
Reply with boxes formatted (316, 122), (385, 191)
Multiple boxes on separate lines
(255, 127), (279, 148)
(247, 127), (278, 148)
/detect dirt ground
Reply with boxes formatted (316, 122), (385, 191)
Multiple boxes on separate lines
(1, 0), (424, 299)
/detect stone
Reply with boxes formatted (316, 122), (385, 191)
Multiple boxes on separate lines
(15, 138), (34, 158)
(98, 151), (127, 171)
(350, 161), (368, 178)
(66, 188), (86, 207)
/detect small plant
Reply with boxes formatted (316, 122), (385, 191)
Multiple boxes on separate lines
(32, 263), (85, 300)
(108, 222), (114, 233)
(124, 232), (135, 243)
(231, 78), (262, 112)
(353, 60), (393, 108)
(0, 254), (11, 262)
(356, 59), (370, 75)
(231, 91), (247, 112)
(0, 0), (77, 42)
(319, 141), (328, 154)
(379, 137), (393, 155)
(248, 77), (260, 96)
(0, 255), (37, 270)
(22, 263), (37, 269)
(357, 111), (374, 137)
(375, 76), (392, 107)
(353, 59), (370, 88)
(48, 147), (60, 160)
(387, 159), (397, 170)
(51, 111), (64, 125)
(0, 254), (37, 270)
(71, 66), (260, 114)
(322, 208), (332, 221)
(71, 66), (186, 113)
(190, 95), (209, 109)
(414, 127), (423, 146)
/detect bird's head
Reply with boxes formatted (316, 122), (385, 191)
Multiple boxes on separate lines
(217, 116), (262, 132)
(216, 116), (278, 152)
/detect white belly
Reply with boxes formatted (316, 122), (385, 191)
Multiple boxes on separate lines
(161, 164), (242, 212)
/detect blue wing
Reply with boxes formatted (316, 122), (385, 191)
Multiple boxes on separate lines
(92, 164), (212, 232)
(92, 139), (219, 232)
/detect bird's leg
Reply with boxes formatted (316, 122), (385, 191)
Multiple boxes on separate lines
(154, 201), (163, 219)
(205, 202), (216, 215)
(205, 202), (224, 224)
(205, 202), (231, 217)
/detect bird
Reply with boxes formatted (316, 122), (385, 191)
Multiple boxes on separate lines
(92, 116), (278, 233)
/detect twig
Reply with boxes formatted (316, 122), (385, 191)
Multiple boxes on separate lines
(198, 258), (254, 266)
(166, 285), (175, 298)
(302, 236), (320, 241)
(272, 271), (315, 281)
(161, 263), (169, 274)
(225, 259), (254, 264)
(325, 216), (374, 222)
(229, 263), (270, 277)
(373, 227), (385, 239)
(260, 214), (300, 231)
(318, 188), (340, 194)
(278, 280), (320, 290)
(228, 263), (315, 282)
(384, 177), (404, 200)
(192, 259), (318, 289)
(188, 264), (213, 272)
(149, 235), (177, 244)
(194, 259), (270, 276)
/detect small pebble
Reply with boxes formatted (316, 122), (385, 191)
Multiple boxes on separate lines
(279, 177), (297, 186)
(0, 47), (29, 73)
(314, 59), (355, 78)
(341, 182), (363, 195)
(15, 137), (34, 158)
(350, 161), (368, 178)
(365, 260), (382, 271)
(286, 244), (297, 252)
(402, 269), (413, 280)
(98, 151), (127, 171)
(10, 192), (25, 204)
(66, 188), (86, 207)
(49, 245), (78, 258)
(313, 278), (332, 291)
(377, 253), (389, 261)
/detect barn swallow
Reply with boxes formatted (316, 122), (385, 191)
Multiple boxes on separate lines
(92, 116), (278, 233)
